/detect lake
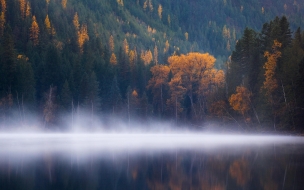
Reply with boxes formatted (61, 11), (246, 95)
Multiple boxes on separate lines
(0, 133), (303, 190)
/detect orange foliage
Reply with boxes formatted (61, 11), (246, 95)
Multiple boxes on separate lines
(73, 12), (80, 31)
(110, 53), (117, 65)
(128, 50), (136, 68)
(30, 15), (39, 46)
(262, 40), (282, 99)
(123, 38), (129, 55)
(62, 0), (67, 9)
(77, 24), (89, 52)
(0, 11), (4, 37)
(141, 50), (153, 65)
(158, 4), (162, 19)
(229, 86), (252, 116)
(148, 65), (170, 113)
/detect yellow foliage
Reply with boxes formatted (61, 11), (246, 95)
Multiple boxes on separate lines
(262, 40), (281, 99)
(143, 0), (147, 10)
(77, 24), (89, 53)
(229, 86), (252, 116)
(110, 53), (117, 65)
(117, 0), (123, 6)
(141, 50), (153, 65)
(123, 38), (129, 55)
(19, 0), (26, 19)
(158, 4), (162, 19)
(0, 11), (4, 36)
(30, 15), (39, 46)
(73, 12), (79, 31)
(44, 14), (51, 33)
(0, 0), (6, 13)
(61, 0), (67, 9)
(25, 1), (31, 17)
(148, 0), (153, 12)
(129, 50), (136, 68)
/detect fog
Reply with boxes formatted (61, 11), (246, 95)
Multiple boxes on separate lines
(1, 113), (304, 164)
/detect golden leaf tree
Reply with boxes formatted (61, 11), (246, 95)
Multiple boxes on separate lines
(0, 11), (5, 37)
(0, 0), (5, 36)
(158, 4), (162, 19)
(25, 1), (31, 17)
(167, 76), (186, 121)
(147, 65), (170, 114)
(168, 52), (221, 118)
(229, 86), (252, 117)
(141, 50), (153, 65)
(61, 0), (67, 9)
(117, 0), (123, 6)
(110, 53), (117, 65)
(73, 12), (80, 31)
(44, 14), (51, 33)
(77, 24), (89, 52)
(19, 0), (26, 19)
(262, 40), (282, 101)
(123, 38), (129, 55)
(29, 15), (40, 46)
(73, 12), (89, 53)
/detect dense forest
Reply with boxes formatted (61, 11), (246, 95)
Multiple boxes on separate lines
(0, 0), (304, 131)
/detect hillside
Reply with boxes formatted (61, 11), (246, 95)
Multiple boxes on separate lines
(0, 0), (304, 130)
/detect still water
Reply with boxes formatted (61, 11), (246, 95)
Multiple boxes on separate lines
(0, 133), (304, 190)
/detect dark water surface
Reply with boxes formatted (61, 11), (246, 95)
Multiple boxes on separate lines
(0, 133), (304, 190)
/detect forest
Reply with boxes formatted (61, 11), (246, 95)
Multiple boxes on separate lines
(0, 0), (304, 131)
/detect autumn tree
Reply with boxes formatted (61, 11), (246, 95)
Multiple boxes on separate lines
(61, 0), (67, 9)
(29, 15), (39, 46)
(229, 86), (252, 119)
(0, 11), (4, 37)
(123, 38), (129, 55)
(77, 24), (89, 52)
(0, 0), (5, 36)
(110, 53), (117, 65)
(167, 76), (186, 122)
(262, 40), (281, 101)
(44, 14), (55, 36)
(141, 50), (153, 65)
(117, 0), (123, 6)
(147, 65), (170, 115)
(158, 4), (162, 19)
(73, 12), (80, 31)
(168, 52), (221, 119)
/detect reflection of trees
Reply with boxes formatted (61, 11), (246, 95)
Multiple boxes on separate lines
(229, 159), (250, 186)
(0, 148), (302, 190)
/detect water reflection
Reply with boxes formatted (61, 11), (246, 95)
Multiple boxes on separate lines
(0, 133), (303, 190)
